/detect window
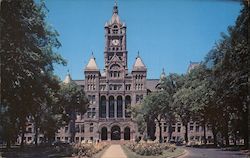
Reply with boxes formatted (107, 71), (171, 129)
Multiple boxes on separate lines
(190, 126), (193, 131)
(27, 127), (32, 133)
(75, 125), (80, 133)
(177, 126), (181, 132)
(81, 137), (84, 141)
(57, 137), (60, 141)
(28, 137), (32, 141)
(65, 137), (68, 141)
(65, 126), (68, 133)
(92, 95), (95, 103)
(75, 137), (79, 142)
(164, 123), (167, 132)
(136, 95), (140, 103)
(172, 126), (176, 132)
(90, 127), (94, 132)
(195, 136), (200, 141)
(81, 124), (85, 133)
(196, 126), (199, 132)
(172, 136), (176, 141)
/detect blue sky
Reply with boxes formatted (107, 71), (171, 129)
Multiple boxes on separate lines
(44, 0), (241, 80)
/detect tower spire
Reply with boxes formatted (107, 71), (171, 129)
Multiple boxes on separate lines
(113, 0), (118, 14)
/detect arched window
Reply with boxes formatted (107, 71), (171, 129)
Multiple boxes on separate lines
(117, 96), (123, 118)
(125, 96), (131, 118)
(124, 127), (130, 140)
(100, 96), (106, 118)
(109, 96), (115, 118)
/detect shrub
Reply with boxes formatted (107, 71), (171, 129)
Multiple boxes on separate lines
(72, 142), (108, 157)
(125, 142), (175, 156)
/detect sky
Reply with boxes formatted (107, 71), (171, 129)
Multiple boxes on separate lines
(43, 0), (242, 80)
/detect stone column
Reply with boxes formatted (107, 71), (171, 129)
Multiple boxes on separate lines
(121, 131), (124, 141)
(108, 131), (111, 141)
(122, 99), (125, 119)
(106, 99), (109, 119)
(114, 99), (117, 118)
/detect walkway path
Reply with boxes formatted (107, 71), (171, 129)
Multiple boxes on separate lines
(101, 144), (127, 158)
(179, 147), (248, 158)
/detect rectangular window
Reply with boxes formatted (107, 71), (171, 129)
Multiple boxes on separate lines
(87, 112), (92, 118)
(90, 127), (94, 132)
(196, 126), (199, 132)
(177, 126), (181, 132)
(65, 126), (68, 133)
(81, 137), (84, 141)
(190, 126), (193, 131)
(172, 126), (176, 132)
(75, 124), (80, 133)
(27, 127), (32, 133)
(65, 137), (68, 141)
(164, 126), (167, 132)
(81, 124), (85, 133)
(136, 95), (140, 103)
(92, 95), (96, 103)
(75, 137), (79, 142)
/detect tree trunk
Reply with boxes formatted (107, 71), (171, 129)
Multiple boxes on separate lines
(69, 111), (76, 143)
(157, 120), (163, 143)
(34, 118), (38, 146)
(184, 124), (188, 143)
(203, 123), (207, 145)
(212, 126), (217, 146)
(168, 123), (173, 143)
(242, 110), (249, 149)
(233, 131), (237, 146)
(20, 123), (26, 149)
(6, 137), (11, 149)
(224, 124), (230, 146)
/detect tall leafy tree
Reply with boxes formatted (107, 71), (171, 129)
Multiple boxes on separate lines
(0, 0), (65, 148)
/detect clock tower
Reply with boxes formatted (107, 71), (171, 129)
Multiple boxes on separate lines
(104, 2), (127, 71)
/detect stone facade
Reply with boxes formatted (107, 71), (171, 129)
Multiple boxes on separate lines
(19, 2), (213, 145)
(55, 2), (154, 143)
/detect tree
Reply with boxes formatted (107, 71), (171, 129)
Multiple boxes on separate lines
(142, 91), (170, 143)
(57, 81), (89, 142)
(0, 0), (65, 148)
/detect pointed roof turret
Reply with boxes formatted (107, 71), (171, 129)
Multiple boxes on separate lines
(63, 70), (72, 84)
(85, 52), (99, 71)
(132, 51), (146, 71)
(110, 0), (121, 24)
(160, 68), (166, 80)
(113, 0), (118, 14)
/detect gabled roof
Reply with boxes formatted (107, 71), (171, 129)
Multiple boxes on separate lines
(132, 53), (146, 71)
(63, 72), (72, 84)
(85, 54), (99, 71)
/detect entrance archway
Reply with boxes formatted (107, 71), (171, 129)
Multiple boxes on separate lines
(124, 127), (130, 140)
(101, 127), (108, 140)
(111, 125), (121, 140)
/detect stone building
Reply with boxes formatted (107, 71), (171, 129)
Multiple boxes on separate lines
(55, 2), (158, 142)
(19, 2), (213, 144)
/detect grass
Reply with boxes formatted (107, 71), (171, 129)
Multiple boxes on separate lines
(121, 145), (185, 158)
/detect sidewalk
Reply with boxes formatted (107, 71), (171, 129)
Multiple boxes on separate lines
(101, 144), (127, 158)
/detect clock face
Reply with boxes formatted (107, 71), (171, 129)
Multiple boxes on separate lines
(112, 39), (119, 46)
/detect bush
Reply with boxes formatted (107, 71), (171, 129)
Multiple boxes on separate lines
(72, 142), (108, 157)
(125, 142), (175, 156)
